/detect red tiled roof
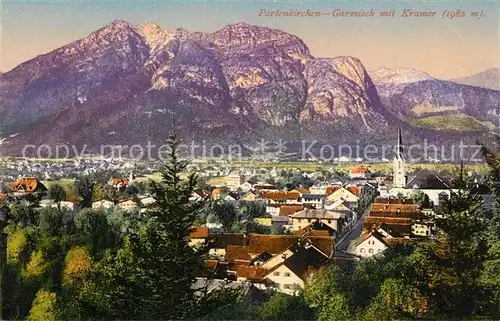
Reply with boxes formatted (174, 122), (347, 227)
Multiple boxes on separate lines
(225, 245), (252, 262)
(350, 165), (371, 174)
(111, 178), (129, 186)
(325, 185), (342, 195)
(13, 177), (45, 193)
(190, 227), (209, 239)
(371, 203), (420, 212)
(261, 191), (300, 201)
(248, 235), (298, 255)
(346, 186), (361, 197)
(203, 259), (218, 272)
(279, 205), (305, 216)
(292, 225), (331, 237)
(248, 234), (334, 258)
(0, 193), (7, 202)
(236, 265), (270, 280)
(63, 196), (80, 203)
(294, 187), (311, 194)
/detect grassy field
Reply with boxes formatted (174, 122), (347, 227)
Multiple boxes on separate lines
(230, 160), (489, 174)
(409, 114), (492, 132)
(410, 104), (458, 116)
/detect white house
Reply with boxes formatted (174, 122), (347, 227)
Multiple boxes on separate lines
(352, 231), (388, 258)
(92, 199), (115, 210)
(290, 209), (345, 232)
(117, 199), (139, 212)
(349, 165), (371, 179)
(326, 187), (359, 204)
(411, 222), (433, 237)
(240, 182), (253, 193)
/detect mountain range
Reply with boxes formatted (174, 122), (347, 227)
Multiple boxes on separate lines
(450, 68), (500, 91)
(0, 19), (498, 157)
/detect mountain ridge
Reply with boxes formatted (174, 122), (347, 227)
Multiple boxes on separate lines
(0, 20), (498, 156)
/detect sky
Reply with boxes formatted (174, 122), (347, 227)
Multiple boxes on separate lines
(1, 0), (499, 79)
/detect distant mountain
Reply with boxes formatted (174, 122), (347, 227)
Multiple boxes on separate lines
(0, 20), (496, 156)
(371, 67), (500, 132)
(0, 20), (398, 155)
(450, 68), (500, 91)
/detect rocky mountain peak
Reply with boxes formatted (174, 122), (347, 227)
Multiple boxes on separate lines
(370, 67), (434, 85)
(329, 56), (372, 90)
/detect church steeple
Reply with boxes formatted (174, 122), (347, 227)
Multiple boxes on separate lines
(393, 128), (407, 188)
(396, 128), (404, 160)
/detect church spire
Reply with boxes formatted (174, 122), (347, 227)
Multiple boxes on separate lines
(397, 128), (404, 159)
(393, 128), (407, 188)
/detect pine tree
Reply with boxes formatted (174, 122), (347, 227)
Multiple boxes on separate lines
(411, 164), (490, 316)
(97, 134), (206, 320)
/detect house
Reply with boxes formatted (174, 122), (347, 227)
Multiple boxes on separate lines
(389, 129), (458, 205)
(241, 191), (257, 201)
(300, 194), (325, 209)
(326, 187), (359, 204)
(240, 182), (253, 193)
(224, 172), (244, 190)
(253, 184), (279, 192)
(211, 188), (223, 200)
(261, 191), (301, 205)
(411, 222), (433, 237)
(223, 192), (240, 202)
(190, 189), (209, 202)
(12, 177), (47, 195)
(292, 187), (311, 196)
(92, 199), (115, 210)
(353, 231), (388, 257)
(189, 226), (210, 247)
(271, 216), (290, 229)
(109, 178), (130, 190)
(139, 196), (156, 207)
(349, 165), (371, 179)
(206, 233), (248, 258)
(254, 217), (273, 226)
(278, 205), (305, 217)
(290, 209), (346, 233)
(234, 240), (332, 295)
(117, 199), (139, 212)
(59, 197), (79, 211)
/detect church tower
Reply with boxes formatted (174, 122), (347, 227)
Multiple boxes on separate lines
(393, 128), (407, 188)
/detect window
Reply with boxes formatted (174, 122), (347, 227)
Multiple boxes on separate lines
(369, 249), (374, 254)
(283, 284), (292, 289)
(284, 272), (291, 277)
(273, 271), (280, 276)
(360, 248), (365, 253)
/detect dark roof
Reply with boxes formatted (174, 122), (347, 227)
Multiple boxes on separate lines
(302, 194), (326, 199)
(225, 245), (252, 262)
(405, 169), (450, 189)
(207, 233), (247, 249)
(283, 246), (330, 281)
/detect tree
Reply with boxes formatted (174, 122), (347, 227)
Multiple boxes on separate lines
(410, 165), (490, 316)
(410, 190), (430, 208)
(304, 266), (352, 321)
(75, 177), (95, 208)
(94, 134), (206, 320)
(27, 289), (57, 321)
(9, 204), (37, 226)
(209, 200), (237, 230)
(259, 292), (314, 320)
(362, 278), (428, 321)
(49, 185), (67, 211)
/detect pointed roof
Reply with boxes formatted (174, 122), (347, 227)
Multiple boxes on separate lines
(396, 128), (404, 160)
(405, 169), (450, 189)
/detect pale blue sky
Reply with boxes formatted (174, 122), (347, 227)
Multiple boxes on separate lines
(1, 0), (499, 78)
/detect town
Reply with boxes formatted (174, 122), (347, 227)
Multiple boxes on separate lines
(1, 130), (494, 299)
